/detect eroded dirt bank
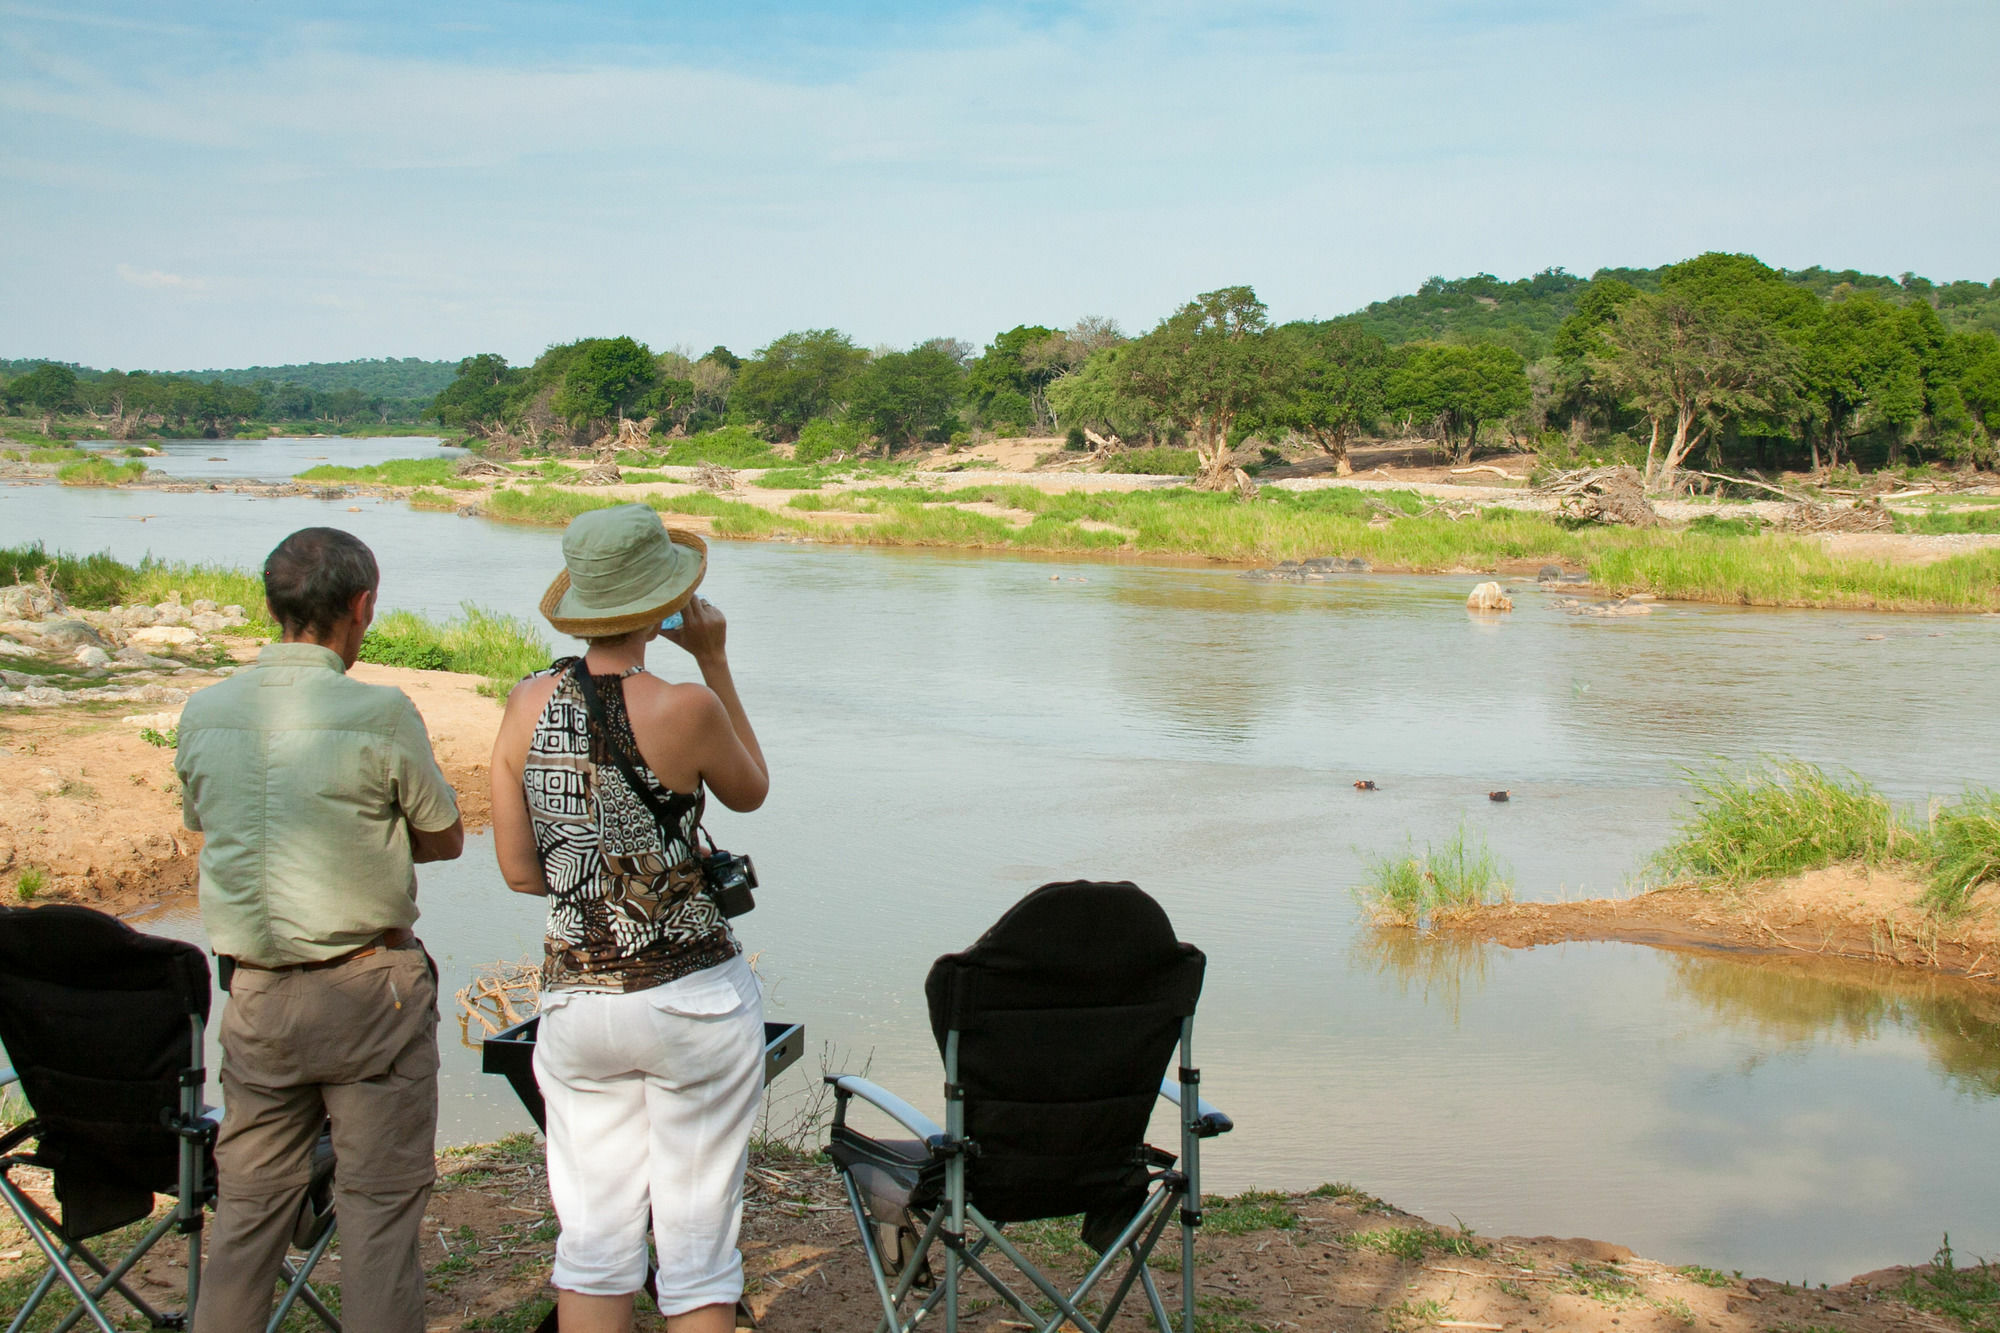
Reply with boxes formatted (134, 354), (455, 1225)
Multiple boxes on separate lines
(1446, 867), (2000, 983)
(0, 662), (499, 913)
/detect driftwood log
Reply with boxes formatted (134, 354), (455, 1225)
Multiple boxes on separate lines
(1776, 499), (1893, 533)
(693, 462), (737, 493)
(573, 463), (622, 486)
(1538, 466), (1662, 527)
(455, 457), (512, 480)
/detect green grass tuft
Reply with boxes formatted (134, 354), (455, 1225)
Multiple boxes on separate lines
(0, 543), (275, 634)
(1361, 824), (1513, 927)
(1895, 1235), (2000, 1333)
(358, 604), (551, 696)
(138, 726), (179, 749)
(1650, 760), (1913, 888)
(15, 868), (46, 900)
(57, 458), (147, 486)
(297, 457), (473, 488)
(1925, 791), (2000, 918)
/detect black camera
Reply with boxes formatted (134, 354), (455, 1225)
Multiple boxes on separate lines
(699, 849), (758, 918)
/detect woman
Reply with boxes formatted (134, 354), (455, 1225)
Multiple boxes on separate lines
(490, 504), (770, 1333)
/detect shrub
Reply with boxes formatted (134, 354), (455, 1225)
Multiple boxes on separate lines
(657, 426), (777, 468)
(1064, 426), (1087, 450)
(138, 726), (179, 749)
(1106, 447), (1199, 476)
(357, 605), (551, 694)
(793, 418), (868, 465)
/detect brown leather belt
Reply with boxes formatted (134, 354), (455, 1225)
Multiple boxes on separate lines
(231, 927), (416, 973)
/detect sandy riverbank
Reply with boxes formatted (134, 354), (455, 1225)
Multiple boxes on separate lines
(0, 661), (498, 911)
(0, 1131), (1983, 1331)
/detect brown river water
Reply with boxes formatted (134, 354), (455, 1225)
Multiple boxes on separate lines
(8, 459), (2000, 1280)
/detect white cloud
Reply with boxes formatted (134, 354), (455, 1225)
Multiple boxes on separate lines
(114, 264), (206, 292)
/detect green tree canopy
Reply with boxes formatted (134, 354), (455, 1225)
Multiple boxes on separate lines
(552, 336), (659, 427)
(1116, 286), (1284, 488)
(432, 353), (522, 431)
(848, 344), (966, 451)
(1383, 342), (1529, 464)
(1590, 290), (1799, 485)
(730, 329), (867, 439)
(966, 324), (1059, 430)
(1257, 319), (1388, 467)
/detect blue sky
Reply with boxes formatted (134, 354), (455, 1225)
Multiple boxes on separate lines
(3, 1), (1996, 371)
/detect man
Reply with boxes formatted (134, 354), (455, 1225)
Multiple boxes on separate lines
(177, 527), (464, 1333)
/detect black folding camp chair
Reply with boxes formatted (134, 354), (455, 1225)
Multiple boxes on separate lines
(0, 905), (338, 1333)
(825, 880), (1233, 1333)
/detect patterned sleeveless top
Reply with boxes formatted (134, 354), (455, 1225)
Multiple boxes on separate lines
(522, 659), (739, 992)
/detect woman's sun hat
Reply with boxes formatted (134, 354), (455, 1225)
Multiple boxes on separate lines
(539, 504), (708, 637)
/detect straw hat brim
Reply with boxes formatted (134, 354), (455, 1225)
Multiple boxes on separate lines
(539, 526), (708, 637)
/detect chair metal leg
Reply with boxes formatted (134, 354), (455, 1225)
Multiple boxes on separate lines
(267, 1222), (342, 1332)
(0, 1172), (158, 1333)
(47, 1211), (178, 1333)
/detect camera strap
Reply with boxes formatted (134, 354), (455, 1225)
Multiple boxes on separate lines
(567, 658), (706, 852)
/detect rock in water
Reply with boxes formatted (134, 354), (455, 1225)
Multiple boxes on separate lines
(1466, 582), (1513, 612)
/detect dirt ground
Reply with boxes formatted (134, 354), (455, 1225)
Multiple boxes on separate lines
(0, 661), (501, 911)
(0, 1134), (1984, 1332)
(1450, 867), (2000, 982)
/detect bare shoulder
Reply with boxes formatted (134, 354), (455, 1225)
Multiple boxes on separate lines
(622, 672), (722, 730)
(505, 672), (562, 714)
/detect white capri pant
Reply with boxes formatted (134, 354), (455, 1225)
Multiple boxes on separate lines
(532, 954), (765, 1310)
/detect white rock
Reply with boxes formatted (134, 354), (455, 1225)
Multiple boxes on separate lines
(0, 639), (33, 659)
(75, 646), (112, 669)
(122, 604), (158, 627)
(153, 603), (191, 626)
(124, 711), (184, 728)
(222, 605), (246, 619)
(1466, 581), (1514, 612)
(129, 626), (200, 650)
(190, 612), (229, 632)
(192, 599), (219, 615)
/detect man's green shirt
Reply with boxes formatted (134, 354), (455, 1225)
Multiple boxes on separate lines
(176, 642), (460, 967)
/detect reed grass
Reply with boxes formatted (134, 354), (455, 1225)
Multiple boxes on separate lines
(1361, 824), (1513, 927)
(1650, 760), (1914, 888)
(56, 458), (147, 486)
(1925, 791), (2000, 918)
(0, 543), (273, 631)
(297, 457), (473, 488)
(359, 604), (551, 696)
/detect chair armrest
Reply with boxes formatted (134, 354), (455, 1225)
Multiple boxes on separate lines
(824, 1075), (946, 1142)
(1158, 1077), (1234, 1137)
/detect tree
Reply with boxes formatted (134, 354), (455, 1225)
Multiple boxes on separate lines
(1382, 342), (1529, 464)
(729, 329), (867, 439)
(1116, 287), (1284, 489)
(432, 354), (521, 432)
(965, 324), (1058, 430)
(8, 362), (78, 432)
(552, 337), (658, 427)
(1044, 345), (1158, 443)
(848, 344), (966, 451)
(1590, 291), (1798, 487)
(1261, 319), (1387, 469)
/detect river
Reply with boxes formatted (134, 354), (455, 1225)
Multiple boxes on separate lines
(6, 461), (2000, 1281)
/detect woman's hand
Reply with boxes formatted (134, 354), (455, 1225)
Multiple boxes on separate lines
(661, 596), (726, 662)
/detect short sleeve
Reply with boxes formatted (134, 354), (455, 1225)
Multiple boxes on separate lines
(390, 695), (461, 833)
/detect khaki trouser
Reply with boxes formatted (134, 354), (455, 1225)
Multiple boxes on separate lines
(194, 941), (439, 1333)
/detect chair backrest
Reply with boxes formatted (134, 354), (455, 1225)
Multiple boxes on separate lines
(0, 905), (211, 1231)
(924, 880), (1204, 1225)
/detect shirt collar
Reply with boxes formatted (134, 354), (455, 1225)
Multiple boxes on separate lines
(256, 642), (348, 673)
